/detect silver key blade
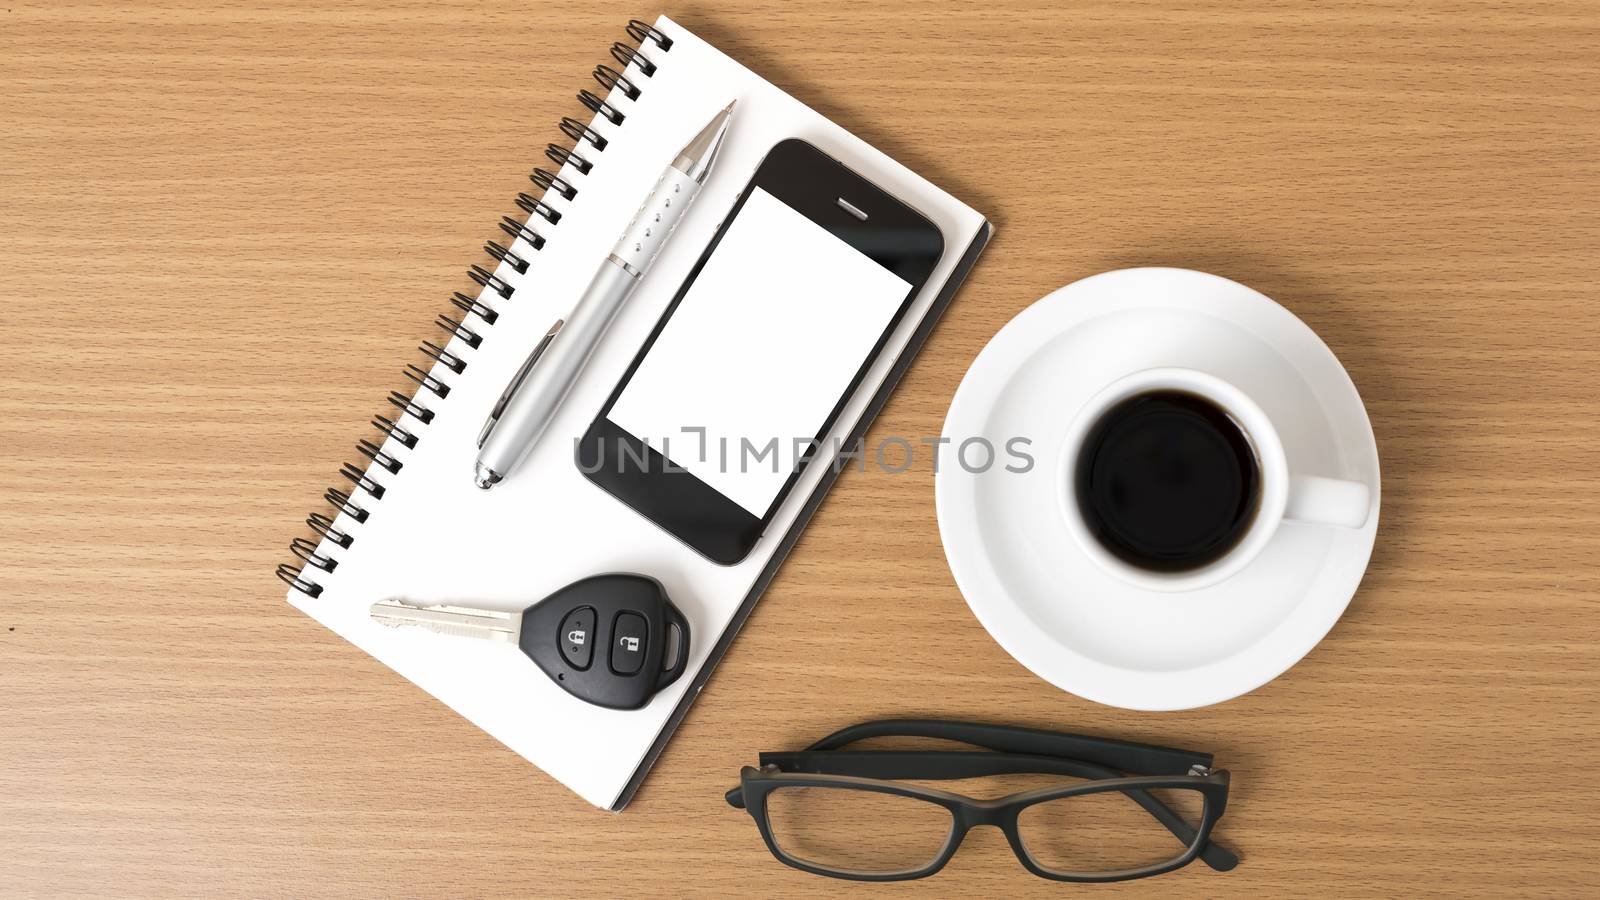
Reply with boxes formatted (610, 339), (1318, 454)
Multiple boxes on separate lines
(369, 599), (521, 643)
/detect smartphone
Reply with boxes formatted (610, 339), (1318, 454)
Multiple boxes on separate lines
(579, 138), (945, 564)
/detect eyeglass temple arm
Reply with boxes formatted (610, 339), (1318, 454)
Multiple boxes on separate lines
(733, 751), (1237, 873)
(804, 718), (1212, 775)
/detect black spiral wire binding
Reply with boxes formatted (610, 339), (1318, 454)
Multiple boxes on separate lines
(370, 415), (419, 449)
(386, 390), (434, 424)
(419, 340), (466, 375)
(515, 193), (564, 225)
(560, 116), (609, 151)
(324, 488), (369, 523)
(276, 564), (323, 598)
(530, 168), (578, 202)
(483, 239), (529, 274)
(307, 512), (354, 548)
(450, 291), (500, 325)
(499, 216), (546, 251)
(593, 65), (640, 101)
(578, 90), (626, 126)
(291, 537), (338, 572)
(357, 439), (403, 474)
(435, 313), (483, 349)
(546, 144), (592, 175)
(404, 362), (450, 397)
(610, 43), (656, 77)
(339, 462), (387, 498)
(277, 17), (673, 598)
(467, 264), (515, 300)
(625, 19), (673, 50)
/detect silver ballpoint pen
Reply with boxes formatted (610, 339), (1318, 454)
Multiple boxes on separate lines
(474, 101), (735, 489)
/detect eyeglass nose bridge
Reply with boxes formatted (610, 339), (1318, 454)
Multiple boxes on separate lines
(951, 798), (1013, 831)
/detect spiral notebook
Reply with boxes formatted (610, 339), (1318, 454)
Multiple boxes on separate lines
(276, 15), (991, 810)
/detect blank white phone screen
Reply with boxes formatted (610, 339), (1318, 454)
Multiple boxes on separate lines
(607, 187), (914, 517)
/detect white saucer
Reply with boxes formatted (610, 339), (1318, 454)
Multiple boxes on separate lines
(935, 268), (1380, 711)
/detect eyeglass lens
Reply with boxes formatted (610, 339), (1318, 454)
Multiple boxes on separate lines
(1016, 785), (1207, 875)
(765, 785), (954, 877)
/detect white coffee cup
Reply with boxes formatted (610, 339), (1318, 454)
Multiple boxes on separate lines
(1058, 367), (1373, 592)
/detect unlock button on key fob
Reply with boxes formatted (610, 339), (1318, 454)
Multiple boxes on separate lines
(611, 612), (647, 675)
(559, 606), (596, 669)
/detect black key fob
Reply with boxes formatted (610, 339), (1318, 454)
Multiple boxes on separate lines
(519, 574), (690, 710)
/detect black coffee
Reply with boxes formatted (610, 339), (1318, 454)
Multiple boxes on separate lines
(1075, 390), (1260, 572)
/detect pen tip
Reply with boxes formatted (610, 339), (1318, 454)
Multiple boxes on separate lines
(474, 463), (502, 490)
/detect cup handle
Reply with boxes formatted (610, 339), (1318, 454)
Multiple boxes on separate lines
(1285, 475), (1372, 529)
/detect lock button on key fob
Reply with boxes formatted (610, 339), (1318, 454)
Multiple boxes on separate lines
(558, 606), (596, 669)
(519, 574), (690, 710)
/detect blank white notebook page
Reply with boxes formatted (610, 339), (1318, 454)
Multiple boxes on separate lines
(608, 187), (913, 516)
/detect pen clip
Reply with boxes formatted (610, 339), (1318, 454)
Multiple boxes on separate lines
(477, 319), (564, 448)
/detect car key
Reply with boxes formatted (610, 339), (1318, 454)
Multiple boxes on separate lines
(369, 573), (690, 710)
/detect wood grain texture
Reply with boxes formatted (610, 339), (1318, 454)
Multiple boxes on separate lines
(3, 1), (1598, 896)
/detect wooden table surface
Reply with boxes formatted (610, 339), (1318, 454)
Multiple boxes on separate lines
(4, 1), (1598, 896)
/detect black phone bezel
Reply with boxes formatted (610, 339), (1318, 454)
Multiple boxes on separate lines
(578, 138), (945, 565)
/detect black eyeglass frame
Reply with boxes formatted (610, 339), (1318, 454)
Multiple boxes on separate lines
(725, 719), (1236, 883)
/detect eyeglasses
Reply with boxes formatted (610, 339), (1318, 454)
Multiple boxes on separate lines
(724, 719), (1237, 882)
